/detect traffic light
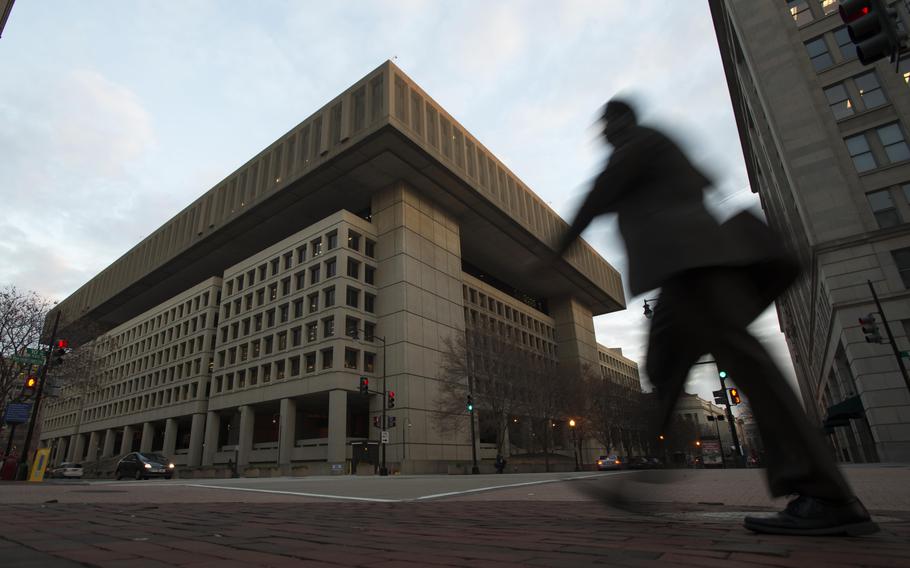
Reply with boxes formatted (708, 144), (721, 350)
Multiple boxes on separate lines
(466, 394), (474, 412)
(52, 339), (68, 366)
(387, 391), (396, 409)
(23, 375), (38, 397)
(373, 415), (381, 428)
(359, 376), (369, 395)
(840, 0), (907, 65)
(859, 313), (884, 343)
(713, 388), (728, 406)
(388, 416), (397, 428)
(728, 388), (742, 405)
(718, 370), (727, 380)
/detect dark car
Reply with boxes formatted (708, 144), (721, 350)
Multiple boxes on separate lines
(115, 452), (175, 480)
(627, 457), (652, 470)
(596, 455), (625, 471)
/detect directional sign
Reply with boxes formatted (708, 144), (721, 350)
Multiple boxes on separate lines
(381, 430), (389, 444)
(25, 348), (47, 359)
(10, 354), (43, 365)
(3, 402), (33, 424)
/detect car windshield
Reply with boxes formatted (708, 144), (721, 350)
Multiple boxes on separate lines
(139, 454), (169, 463)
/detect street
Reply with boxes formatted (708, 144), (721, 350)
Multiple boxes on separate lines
(1, 466), (908, 567)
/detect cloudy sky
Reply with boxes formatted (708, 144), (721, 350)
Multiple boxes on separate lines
(0, 1), (799, 404)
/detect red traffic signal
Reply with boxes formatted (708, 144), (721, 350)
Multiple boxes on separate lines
(387, 391), (396, 409)
(359, 376), (369, 395)
(839, 0), (906, 65)
(56, 339), (69, 349)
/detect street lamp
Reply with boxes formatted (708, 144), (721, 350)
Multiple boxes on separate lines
(569, 419), (579, 471)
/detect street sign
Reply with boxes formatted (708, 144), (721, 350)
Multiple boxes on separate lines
(10, 354), (43, 365)
(28, 448), (51, 482)
(380, 430), (389, 444)
(25, 348), (47, 359)
(3, 402), (33, 424)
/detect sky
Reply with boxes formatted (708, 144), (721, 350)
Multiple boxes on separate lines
(0, 1), (801, 406)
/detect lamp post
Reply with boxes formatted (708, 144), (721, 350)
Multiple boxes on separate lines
(467, 373), (479, 474)
(569, 419), (579, 471)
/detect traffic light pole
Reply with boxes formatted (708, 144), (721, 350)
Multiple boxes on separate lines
(380, 335), (388, 476)
(16, 310), (61, 480)
(867, 280), (910, 394)
(718, 372), (743, 467)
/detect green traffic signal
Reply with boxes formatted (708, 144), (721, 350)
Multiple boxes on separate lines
(719, 370), (727, 379)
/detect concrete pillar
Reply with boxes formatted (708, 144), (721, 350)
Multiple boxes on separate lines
(140, 422), (154, 453)
(188, 413), (206, 467)
(162, 418), (178, 458)
(86, 431), (100, 462)
(202, 411), (220, 466)
(101, 429), (115, 458)
(55, 437), (68, 466)
(120, 425), (134, 455)
(71, 434), (85, 463)
(237, 405), (255, 469)
(327, 389), (348, 464)
(279, 398), (296, 468)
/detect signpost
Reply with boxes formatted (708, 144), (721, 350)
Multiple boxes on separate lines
(28, 448), (51, 482)
(700, 439), (723, 467)
(2, 402), (33, 424)
(380, 430), (389, 444)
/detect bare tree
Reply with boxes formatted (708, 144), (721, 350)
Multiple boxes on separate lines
(435, 328), (528, 452)
(0, 286), (51, 409)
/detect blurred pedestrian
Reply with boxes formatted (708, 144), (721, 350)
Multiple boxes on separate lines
(556, 98), (877, 536)
(495, 453), (507, 474)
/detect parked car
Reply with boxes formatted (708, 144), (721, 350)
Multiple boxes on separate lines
(627, 457), (652, 470)
(596, 455), (625, 471)
(115, 452), (175, 480)
(50, 462), (83, 479)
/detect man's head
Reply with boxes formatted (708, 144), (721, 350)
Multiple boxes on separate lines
(601, 98), (637, 144)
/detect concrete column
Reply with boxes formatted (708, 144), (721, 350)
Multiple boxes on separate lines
(202, 411), (220, 466)
(237, 405), (255, 469)
(71, 434), (85, 463)
(327, 389), (348, 464)
(101, 429), (115, 458)
(162, 418), (178, 458)
(120, 425), (134, 455)
(55, 437), (68, 466)
(188, 413), (206, 467)
(140, 422), (154, 453)
(86, 431), (100, 462)
(279, 398), (296, 468)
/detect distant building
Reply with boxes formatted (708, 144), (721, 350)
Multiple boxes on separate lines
(0, 1), (14, 38)
(39, 62), (625, 475)
(711, 0), (910, 462)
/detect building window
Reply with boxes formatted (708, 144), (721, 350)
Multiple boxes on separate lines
(344, 348), (359, 369)
(283, 252), (293, 270)
(311, 237), (323, 256)
(295, 271), (306, 290)
(290, 356), (301, 376)
(347, 258), (360, 279)
(327, 231), (338, 250)
(281, 277), (291, 296)
(788, 0), (813, 25)
(270, 258), (280, 276)
(278, 331), (287, 351)
(348, 230), (361, 251)
(824, 83), (854, 120)
(324, 286), (336, 307)
(833, 27), (857, 61)
(364, 321), (376, 342)
(294, 298), (304, 318)
(845, 133), (877, 172)
(364, 352), (376, 373)
(310, 265), (321, 285)
(365, 265), (376, 285)
(820, 0), (838, 16)
(308, 293), (319, 313)
(307, 322), (318, 342)
(868, 190), (902, 228)
(321, 348), (334, 369)
(323, 317), (335, 338)
(364, 293), (376, 314)
(269, 284), (278, 301)
(325, 257), (337, 278)
(856, 72), (886, 109)
(806, 37), (834, 72)
(876, 123), (910, 164)
(305, 352), (316, 373)
(296, 245), (307, 264)
(893, 247), (910, 288)
(346, 286), (360, 308)
(365, 239), (376, 258)
(291, 326), (302, 346)
(346, 316), (360, 338)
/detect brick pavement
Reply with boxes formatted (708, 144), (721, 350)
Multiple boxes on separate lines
(1, 499), (907, 567)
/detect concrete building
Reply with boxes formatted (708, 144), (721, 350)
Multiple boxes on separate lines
(710, 0), (910, 462)
(39, 61), (625, 475)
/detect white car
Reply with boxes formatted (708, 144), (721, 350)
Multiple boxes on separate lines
(51, 462), (84, 479)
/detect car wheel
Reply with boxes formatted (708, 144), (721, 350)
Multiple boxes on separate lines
(165, 474), (172, 480)
(115, 468), (123, 481)
(134, 469), (143, 481)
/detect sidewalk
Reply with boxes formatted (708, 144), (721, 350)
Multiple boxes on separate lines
(2, 499), (908, 567)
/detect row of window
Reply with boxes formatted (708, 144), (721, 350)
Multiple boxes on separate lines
(223, 228), (375, 298)
(868, 185), (910, 228)
(845, 122), (910, 173)
(221, 258), (375, 320)
(463, 285), (554, 339)
(111, 290), (213, 349)
(788, 0), (839, 27)
(465, 309), (558, 359)
(213, 347), (377, 395)
(824, 71), (887, 120)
